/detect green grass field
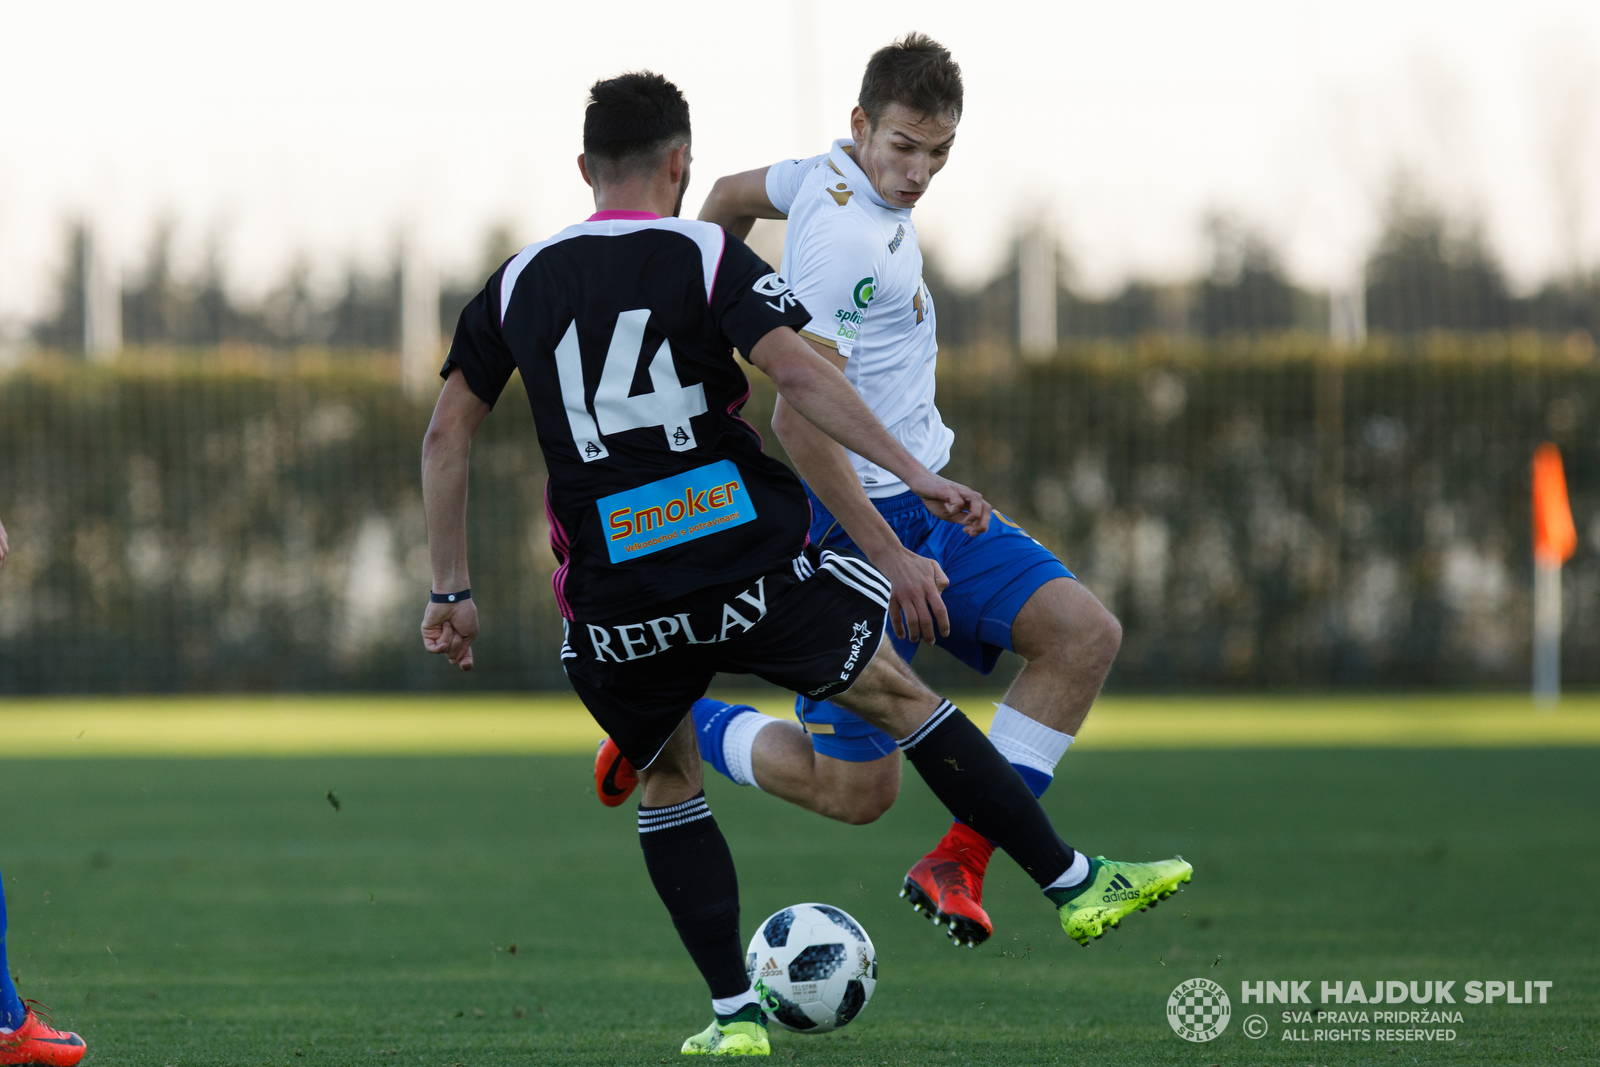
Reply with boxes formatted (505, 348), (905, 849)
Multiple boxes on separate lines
(1, 698), (1596, 1065)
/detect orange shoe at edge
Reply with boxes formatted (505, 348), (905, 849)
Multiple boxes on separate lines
(0, 1005), (86, 1067)
(594, 737), (638, 807)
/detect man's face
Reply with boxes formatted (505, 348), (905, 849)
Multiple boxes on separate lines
(849, 102), (957, 210)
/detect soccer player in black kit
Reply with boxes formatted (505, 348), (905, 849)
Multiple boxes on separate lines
(420, 72), (1186, 1056)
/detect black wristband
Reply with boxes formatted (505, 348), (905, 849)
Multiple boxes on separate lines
(429, 588), (471, 604)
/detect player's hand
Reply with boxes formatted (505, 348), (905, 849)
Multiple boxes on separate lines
(0, 516), (7, 570)
(906, 473), (991, 537)
(422, 598), (479, 671)
(870, 545), (951, 644)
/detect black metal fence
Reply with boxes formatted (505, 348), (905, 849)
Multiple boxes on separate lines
(1, 338), (1594, 693)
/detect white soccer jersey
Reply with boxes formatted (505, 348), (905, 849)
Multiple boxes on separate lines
(766, 139), (952, 498)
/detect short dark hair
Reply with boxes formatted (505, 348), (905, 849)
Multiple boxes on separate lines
(858, 33), (963, 127)
(583, 71), (691, 178)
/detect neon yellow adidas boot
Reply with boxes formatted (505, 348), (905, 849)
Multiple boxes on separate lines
(1050, 856), (1193, 946)
(681, 1003), (770, 1056)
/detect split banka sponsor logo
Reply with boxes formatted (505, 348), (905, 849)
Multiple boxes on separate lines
(596, 458), (756, 564)
(585, 575), (771, 662)
(835, 278), (874, 340)
(1174, 979), (1559, 1045)
(834, 307), (863, 341)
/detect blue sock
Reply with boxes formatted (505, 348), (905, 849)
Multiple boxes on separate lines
(0, 871), (25, 1031)
(1013, 764), (1052, 799)
(691, 698), (754, 783)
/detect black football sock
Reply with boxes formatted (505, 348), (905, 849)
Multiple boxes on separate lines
(638, 792), (751, 1001)
(898, 702), (1077, 889)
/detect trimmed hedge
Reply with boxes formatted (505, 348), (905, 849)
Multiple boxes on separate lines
(1, 340), (1594, 692)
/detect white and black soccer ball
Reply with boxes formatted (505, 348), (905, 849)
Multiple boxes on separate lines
(746, 903), (876, 1033)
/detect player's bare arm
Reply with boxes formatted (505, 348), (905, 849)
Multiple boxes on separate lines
(0, 516), (8, 569)
(698, 167), (784, 240)
(747, 324), (989, 534)
(770, 339), (990, 644)
(773, 380), (950, 644)
(420, 369), (490, 670)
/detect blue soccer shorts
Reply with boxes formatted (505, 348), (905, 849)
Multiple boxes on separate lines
(795, 486), (1075, 761)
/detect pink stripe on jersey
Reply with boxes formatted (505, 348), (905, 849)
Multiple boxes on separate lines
(551, 559), (575, 621)
(726, 382), (762, 447)
(587, 210), (660, 221)
(544, 479), (575, 619)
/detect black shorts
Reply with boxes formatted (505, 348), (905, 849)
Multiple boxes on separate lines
(563, 547), (890, 768)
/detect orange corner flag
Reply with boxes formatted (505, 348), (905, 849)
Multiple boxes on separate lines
(1532, 443), (1577, 567)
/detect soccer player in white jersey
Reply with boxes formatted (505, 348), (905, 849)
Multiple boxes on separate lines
(591, 35), (1192, 952)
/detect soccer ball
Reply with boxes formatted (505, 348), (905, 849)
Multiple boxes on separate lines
(746, 903), (876, 1033)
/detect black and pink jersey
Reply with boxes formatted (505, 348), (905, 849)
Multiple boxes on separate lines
(442, 211), (813, 620)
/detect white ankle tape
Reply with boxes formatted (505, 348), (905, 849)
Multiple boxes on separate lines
(1047, 851), (1091, 891)
(988, 704), (1073, 776)
(724, 709), (781, 790)
(712, 988), (758, 1017)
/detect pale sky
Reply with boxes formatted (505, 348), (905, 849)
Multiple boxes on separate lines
(1, 0), (1598, 328)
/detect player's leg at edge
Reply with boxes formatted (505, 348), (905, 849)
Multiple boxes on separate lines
(0, 871), (86, 1067)
(632, 718), (770, 1056)
(596, 701), (898, 824)
(830, 644), (1192, 949)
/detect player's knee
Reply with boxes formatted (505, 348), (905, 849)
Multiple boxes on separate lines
(1062, 602), (1120, 679)
(1020, 589), (1121, 677)
(834, 648), (936, 736)
(815, 753), (899, 825)
(1089, 604), (1123, 665)
(831, 777), (897, 825)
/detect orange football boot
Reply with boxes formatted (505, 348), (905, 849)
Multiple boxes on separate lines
(594, 738), (638, 807)
(900, 822), (996, 947)
(0, 1003), (86, 1067)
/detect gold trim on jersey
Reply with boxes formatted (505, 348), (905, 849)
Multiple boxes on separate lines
(800, 328), (840, 350)
(823, 159), (854, 205)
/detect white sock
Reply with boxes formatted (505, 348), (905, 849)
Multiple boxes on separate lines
(988, 703), (1074, 777)
(1047, 850), (1091, 891)
(712, 988), (758, 1018)
(724, 709), (782, 791)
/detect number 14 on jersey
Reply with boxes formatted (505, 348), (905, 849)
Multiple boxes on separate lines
(554, 309), (708, 462)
